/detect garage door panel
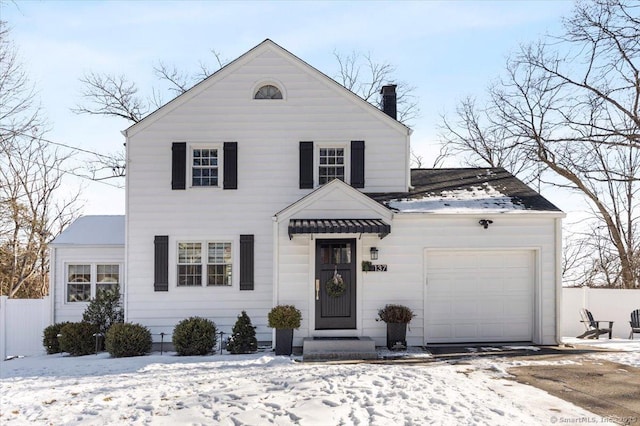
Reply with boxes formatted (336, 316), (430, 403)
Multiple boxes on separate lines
(426, 250), (534, 343)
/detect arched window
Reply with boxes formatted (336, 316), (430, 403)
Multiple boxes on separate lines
(254, 84), (283, 100)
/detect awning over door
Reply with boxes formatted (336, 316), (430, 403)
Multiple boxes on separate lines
(288, 218), (390, 239)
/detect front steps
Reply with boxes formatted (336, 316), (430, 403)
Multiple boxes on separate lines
(302, 337), (377, 361)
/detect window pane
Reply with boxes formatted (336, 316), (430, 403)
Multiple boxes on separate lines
(318, 146), (345, 185)
(178, 243), (201, 264)
(178, 243), (202, 286)
(192, 148), (218, 187)
(207, 264), (232, 286)
(207, 242), (232, 286)
(67, 283), (91, 302)
(68, 264), (91, 282)
(97, 264), (119, 284)
(178, 265), (202, 286)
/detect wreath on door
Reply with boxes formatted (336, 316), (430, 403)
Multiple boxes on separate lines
(326, 267), (346, 298)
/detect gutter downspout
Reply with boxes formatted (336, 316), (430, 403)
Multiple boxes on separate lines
(49, 247), (56, 325)
(554, 218), (563, 345)
(272, 215), (279, 349)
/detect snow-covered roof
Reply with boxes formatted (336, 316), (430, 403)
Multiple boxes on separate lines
(369, 168), (562, 214)
(50, 215), (125, 246)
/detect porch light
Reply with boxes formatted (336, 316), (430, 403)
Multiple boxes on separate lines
(370, 247), (379, 260)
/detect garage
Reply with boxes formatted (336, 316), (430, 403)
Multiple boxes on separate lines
(424, 250), (535, 344)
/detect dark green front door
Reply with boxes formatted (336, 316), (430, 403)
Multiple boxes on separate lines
(315, 239), (356, 329)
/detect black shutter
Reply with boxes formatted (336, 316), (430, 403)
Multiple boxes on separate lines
(351, 140), (365, 188)
(171, 142), (186, 190)
(223, 142), (238, 190)
(299, 141), (314, 189)
(154, 235), (169, 292)
(239, 235), (254, 290)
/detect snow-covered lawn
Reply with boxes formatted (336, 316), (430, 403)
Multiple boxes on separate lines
(1, 340), (638, 425)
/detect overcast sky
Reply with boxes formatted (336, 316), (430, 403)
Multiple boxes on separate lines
(3, 0), (577, 216)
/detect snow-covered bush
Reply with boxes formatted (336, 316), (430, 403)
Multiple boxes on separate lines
(172, 317), (217, 356)
(226, 311), (257, 354)
(58, 322), (99, 356)
(105, 323), (152, 358)
(42, 322), (72, 354)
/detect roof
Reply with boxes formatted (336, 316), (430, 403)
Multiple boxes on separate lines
(123, 39), (410, 138)
(368, 168), (562, 214)
(288, 218), (391, 240)
(50, 215), (125, 246)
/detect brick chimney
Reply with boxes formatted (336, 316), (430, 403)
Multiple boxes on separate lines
(380, 84), (397, 120)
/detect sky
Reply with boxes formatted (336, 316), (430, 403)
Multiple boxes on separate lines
(2, 0), (579, 216)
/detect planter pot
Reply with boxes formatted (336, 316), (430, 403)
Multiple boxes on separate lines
(386, 323), (407, 350)
(274, 328), (294, 355)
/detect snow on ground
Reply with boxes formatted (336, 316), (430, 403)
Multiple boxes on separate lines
(1, 340), (638, 425)
(563, 338), (640, 368)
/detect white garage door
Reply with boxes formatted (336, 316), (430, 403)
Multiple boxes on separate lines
(425, 250), (534, 343)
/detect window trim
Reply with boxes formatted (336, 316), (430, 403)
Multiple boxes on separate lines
(65, 263), (123, 304)
(176, 240), (235, 288)
(314, 142), (350, 187)
(189, 143), (223, 189)
(251, 79), (286, 101)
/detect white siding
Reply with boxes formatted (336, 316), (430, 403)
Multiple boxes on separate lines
(51, 246), (125, 324)
(277, 212), (560, 346)
(125, 44), (409, 343)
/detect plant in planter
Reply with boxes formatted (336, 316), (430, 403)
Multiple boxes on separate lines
(267, 305), (301, 356)
(377, 304), (415, 350)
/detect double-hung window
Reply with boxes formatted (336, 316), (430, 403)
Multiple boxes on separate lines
(178, 241), (232, 287)
(66, 264), (121, 302)
(318, 147), (345, 185)
(192, 148), (219, 187)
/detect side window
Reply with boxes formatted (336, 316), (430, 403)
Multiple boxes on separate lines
(207, 242), (232, 286)
(254, 84), (283, 99)
(177, 242), (202, 286)
(67, 264), (91, 302)
(97, 264), (120, 295)
(177, 241), (233, 287)
(192, 148), (219, 187)
(318, 147), (345, 185)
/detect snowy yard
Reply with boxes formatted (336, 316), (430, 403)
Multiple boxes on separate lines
(1, 340), (638, 425)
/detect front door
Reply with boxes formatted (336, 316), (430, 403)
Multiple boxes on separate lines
(315, 239), (356, 329)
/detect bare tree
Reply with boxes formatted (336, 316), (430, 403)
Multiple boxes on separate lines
(439, 96), (542, 186)
(333, 50), (420, 126)
(440, 0), (639, 288)
(0, 21), (81, 297)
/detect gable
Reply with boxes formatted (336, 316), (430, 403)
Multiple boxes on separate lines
(275, 179), (392, 221)
(123, 39), (410, 138)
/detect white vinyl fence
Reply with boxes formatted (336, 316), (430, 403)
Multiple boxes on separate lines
(561, 287), (640, 339)
(1, 289), (638, 359)
(0, 296), (50, 359)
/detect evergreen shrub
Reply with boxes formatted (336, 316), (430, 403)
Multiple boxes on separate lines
(172, 317), (217, 356)
(58, 322), (99, 356)
(43, 322), (71, 354)
(105, 323), (152, 358)
(226, 311), (258, 354)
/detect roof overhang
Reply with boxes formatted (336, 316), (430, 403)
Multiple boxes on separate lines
(288, 218), (390, 240)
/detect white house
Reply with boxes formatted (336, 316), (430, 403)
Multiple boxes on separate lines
(51, 40), (565, 349)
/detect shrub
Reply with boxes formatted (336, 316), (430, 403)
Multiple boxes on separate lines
(43, 322), (71, 354)
(172, 317), (217, 356)
(82, 285), (124, 340)
(377, 304), (415, 324)
(58, 322), (99, 356)
(226, 311), (258, 354)
(105, 323), (152, 358)
(267, 305), (301, 329)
